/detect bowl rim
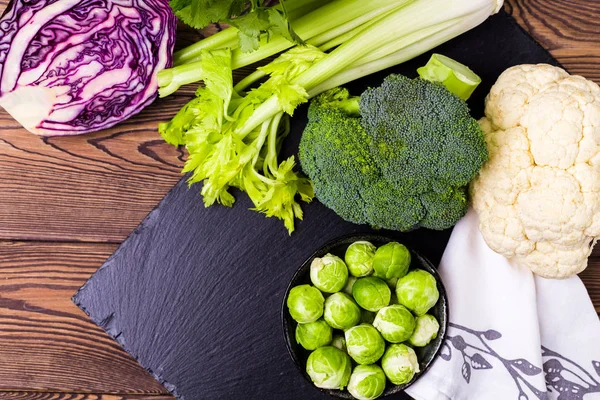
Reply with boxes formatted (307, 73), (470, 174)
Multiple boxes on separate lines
(280, 232), (449, 399)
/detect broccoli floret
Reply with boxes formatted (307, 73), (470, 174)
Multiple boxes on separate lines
(299, 75), (487, 231)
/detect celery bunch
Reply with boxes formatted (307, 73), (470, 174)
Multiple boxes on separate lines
(159, 0), (504, 233)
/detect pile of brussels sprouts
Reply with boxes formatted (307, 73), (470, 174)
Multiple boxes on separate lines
(286, 241), (441, 400)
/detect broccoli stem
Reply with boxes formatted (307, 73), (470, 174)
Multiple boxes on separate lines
(336, 97), (361, 116)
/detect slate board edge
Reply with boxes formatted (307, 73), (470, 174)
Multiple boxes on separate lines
(72, 178), (188, 398)
(503, 9), (565, 70)
(71, 9), (561, 400)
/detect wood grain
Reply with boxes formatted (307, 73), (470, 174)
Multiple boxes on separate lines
(0, 394), (173, 400)
(0, 241), (169, 395)
(0, 0), (597, 398)
(505, 0), (600, 84)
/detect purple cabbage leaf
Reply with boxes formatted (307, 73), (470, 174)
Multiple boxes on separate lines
(0, 0), (177, 136)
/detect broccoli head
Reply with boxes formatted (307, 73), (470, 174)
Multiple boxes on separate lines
(299, 74), (487, 231)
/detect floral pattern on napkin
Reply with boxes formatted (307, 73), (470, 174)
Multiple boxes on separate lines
(441, 323), (600, 400)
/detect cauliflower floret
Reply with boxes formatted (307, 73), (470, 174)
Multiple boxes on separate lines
(471, 64), (600, 278)
(484, 64), (570, 130)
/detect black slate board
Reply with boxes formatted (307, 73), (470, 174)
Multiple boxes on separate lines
(74, 11), (559, 400)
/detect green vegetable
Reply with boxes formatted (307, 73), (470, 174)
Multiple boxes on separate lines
(345, 324), (386, 365)
(348, 365), (387, 400)
(169, 0), (311, 53)
(381, 344), (420, 385)
(324, 293), (361, 330)
(396, 270), (440, 316)
(345, 241), (376, 277)
(287, 284), (324, 323)
(165, 0), (411, 90)
(159, 47), (317, 234)
(343, 276), (357, 296)
(352, 277), (391, 312)
(310, 254), (349, 293)
(373, 305), (416, 343)
(299, 75), (488, 231)
(159, 0), (501, 232)
(409, 314), (440, 347)
(417, 53), (481, 100)
(331, 334), (347, 352)
(372, 242), (411, 280)
(296, 319), (333, 350)
(306, 346), (352, 389)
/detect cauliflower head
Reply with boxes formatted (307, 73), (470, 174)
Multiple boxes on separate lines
(471, 64), (600, 278)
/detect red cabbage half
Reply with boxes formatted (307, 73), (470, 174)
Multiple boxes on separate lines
(0, 0), (177, 136)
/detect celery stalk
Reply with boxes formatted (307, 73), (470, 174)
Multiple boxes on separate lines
(173, 28), (239, 66)
(307, 2), (407, 48)
(310, 4), (498, 96)
(230, 0), (411, 69)
(172, 0), (330, 66)
(237, 0), (503, 136)
(317, 7), (401, 52)
(417, 54), (482, 100)
(160, 0), (409, 96)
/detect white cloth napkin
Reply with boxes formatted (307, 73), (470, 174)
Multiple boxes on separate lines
(406, 208), (600, 400)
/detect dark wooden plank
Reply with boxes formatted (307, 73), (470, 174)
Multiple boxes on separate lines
(505, 0), (600, 84)
(0, 241), (169, 395)
(0, 394), (173, 400)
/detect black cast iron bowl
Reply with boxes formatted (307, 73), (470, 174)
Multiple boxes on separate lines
(281, 233), (449, 399)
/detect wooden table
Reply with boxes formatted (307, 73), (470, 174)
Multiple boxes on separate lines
(0, 1), (598, 399)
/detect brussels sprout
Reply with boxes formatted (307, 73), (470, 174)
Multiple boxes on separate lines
(373, 242), (411, 280)
(332, 334), (347, 352)
(348, 364), (386, 400)
(409, 314), (440, 347)
(396, 270), (439, 316)
(310, 254), (349, 293)
(345, 324), (385, 365)
(373, 305), (416, 343)
(296, 319), (333, 351)
(287, 285), (324, 323)
(306, 346), (352, 390)
(352, 277), (391, 312)
(389, 293), (399, 305)
(343, 276), (358, 295)
(324, 293), (361, 330)
(381, 344), (420, 385)
(345, 241), (376, 277)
